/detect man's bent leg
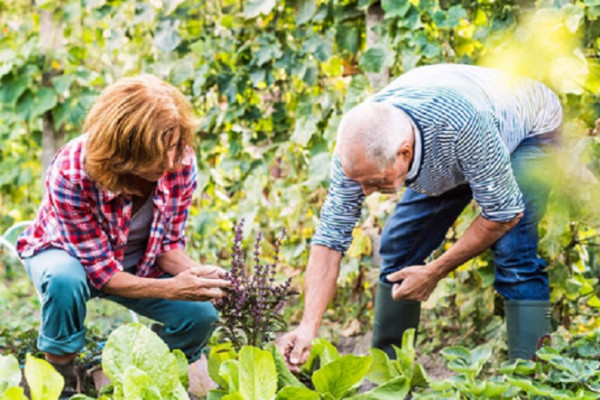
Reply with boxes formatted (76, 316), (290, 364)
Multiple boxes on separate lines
(492, 137), (556, 359)
(24, 249), (91, 356)
(107, 294), (219, 363)
(373, 185), (472, 357)
(24, 249), (90, 397)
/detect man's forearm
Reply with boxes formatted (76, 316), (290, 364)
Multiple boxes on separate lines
(156, 248), (197, 275)
(102, 271), (174, 299)
(300, 245), (342, 333)
(430, 213), (522, 279)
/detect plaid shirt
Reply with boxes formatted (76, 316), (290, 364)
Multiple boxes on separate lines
(17, 134), (198, 289)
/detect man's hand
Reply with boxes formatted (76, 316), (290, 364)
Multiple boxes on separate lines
(170, 269), (231, 301)
(189, 264), (228, 280)
(387, 265), (441, 302)
(276, 324), (317, 372)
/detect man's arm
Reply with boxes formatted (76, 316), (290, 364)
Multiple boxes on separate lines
(155, 248), (226, 279)
(388, 213), (521, 301)
(277, 245), (342, 371)
(102, 268), (230, 301)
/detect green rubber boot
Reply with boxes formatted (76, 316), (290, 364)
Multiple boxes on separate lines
(505, 300), (551, 360)
(371, 282), (421, 359)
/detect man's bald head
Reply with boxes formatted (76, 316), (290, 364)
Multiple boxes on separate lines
(337, 102), (414, 176)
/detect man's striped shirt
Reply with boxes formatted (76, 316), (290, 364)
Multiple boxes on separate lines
(312, 64), (562, 255)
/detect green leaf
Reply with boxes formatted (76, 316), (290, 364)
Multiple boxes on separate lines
(275, 386), (320, 400)
(348, 376), (410, 399)
(122, 365), (152, 399)
(296, 0), (317, 24)
(31, 87), (58, 119)
(336, 24), (360, 54)
(219, 359), (240, 392)
(366, 348), (396, 385)
(238, 347), (278, 400)
(244, 0), (276, 18)
(154, 19), (181, 53)
(382, 0), (411, 19)
(172, 349), (189, 389)
(291, 117), (317, 147)
(24, 354), (64, 400)
(562, 4), (585, 33)
(312, 355), (372, 399)
(267, 345), (304, 389)
(51, 75), (75, 97)
(0, 355), (21, 396)
(359, 45), (395, 73)
(0, 76), (30, 105)
(304, 152), (331, 189)
(0, 387), (28, 400)
(303, 339), (340, 373)
(102, 323), (186, 398)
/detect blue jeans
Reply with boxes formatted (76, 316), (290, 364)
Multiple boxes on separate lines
(24, 249), (218, 362)
(379, 135), (557, 301)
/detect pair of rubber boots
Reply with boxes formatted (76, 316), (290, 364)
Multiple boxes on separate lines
(371, 282), (550, 360)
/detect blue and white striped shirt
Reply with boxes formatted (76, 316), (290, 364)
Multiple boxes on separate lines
(312, 64), (562, 255)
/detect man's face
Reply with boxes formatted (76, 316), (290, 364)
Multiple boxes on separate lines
(342, 146), (410, 196)
(135, 128), (181, 183)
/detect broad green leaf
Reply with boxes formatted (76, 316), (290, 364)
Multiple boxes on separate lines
(359, 45), (395, 73)
(154, 19), (181, 53)
(172, 349), (189, 389)
(275, 386), (320, 400)
(303, 339), (340, 373)
(348, 376), (410, 400)
(51, 75), (75, 97)
(0, 355), (21, 396)
(0, 76), (30, 105)
(267, 345), (304, 389)
(312, 355), (372, 399)
(24, 354), (64, 400)
(304, 152), (331, 189)
(498, 359), (537, 375)
(122, 365), (152, 399)
(0, 387), (28, 400)
(219, 360), (240, 392)
(244, 0), (276, 18)
(31, 87), (58, 120)
(102, 323), (184, 398)
(382, 0), (411, 19)
(291, 117), (317, 147)
(296, 0), (317, 24)
(365, 348), (396, 385)
(207, 389), (229, 400)
(238, 347), (278, 400)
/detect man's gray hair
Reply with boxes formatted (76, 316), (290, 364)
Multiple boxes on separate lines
(337, 102), (412, 174)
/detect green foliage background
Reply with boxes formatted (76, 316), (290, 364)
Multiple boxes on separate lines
(0, 0), (599, 356)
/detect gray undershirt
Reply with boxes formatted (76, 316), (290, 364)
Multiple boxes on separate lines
(122, 195), (153, 271)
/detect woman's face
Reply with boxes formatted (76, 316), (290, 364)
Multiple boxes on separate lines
(135, 128), (181, 182)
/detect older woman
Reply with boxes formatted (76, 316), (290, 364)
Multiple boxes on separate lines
(17, 75), (229, 397)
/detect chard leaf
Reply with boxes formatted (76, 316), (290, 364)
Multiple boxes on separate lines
(0, 355), (21, 396)
(348, 376), (410, 399)
(267, 345), (304, 389)
(209, 343), (238, 389)
(366, 348), (396, 385)
(24, 354), (64, 400)
(275, 386), (320, 399)
(239, 347), (278, 400)
(219, 360), (240, 392)
(312, 355), (372, 400)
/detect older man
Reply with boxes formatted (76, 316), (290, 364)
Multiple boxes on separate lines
(279, 64), (562, 367)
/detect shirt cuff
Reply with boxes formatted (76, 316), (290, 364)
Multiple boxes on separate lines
(85, 258), (122, 290)
(160, 240), (186, 254)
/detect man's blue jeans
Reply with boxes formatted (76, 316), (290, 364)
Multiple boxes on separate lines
(379, 135), (557, 301)
(24, 249), (218, 362)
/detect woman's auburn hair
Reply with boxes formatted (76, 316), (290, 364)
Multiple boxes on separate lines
(84, 74), (196, 194)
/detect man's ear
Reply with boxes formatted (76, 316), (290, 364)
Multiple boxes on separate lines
(397, 143), (413, 162)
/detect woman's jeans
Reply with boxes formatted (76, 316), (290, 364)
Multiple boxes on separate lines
(379, 135), (557, 301)
(24, 249), (218, 362)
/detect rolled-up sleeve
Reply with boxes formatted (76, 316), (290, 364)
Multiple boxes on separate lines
(456, 111), (524, 222)
(49, 170), (121, 289)
(311, 154), (365, 255)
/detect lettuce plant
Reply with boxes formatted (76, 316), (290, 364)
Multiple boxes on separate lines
(216, 219), (291, 350)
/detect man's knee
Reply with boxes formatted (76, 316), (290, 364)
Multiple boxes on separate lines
(40, 263), (90, 304)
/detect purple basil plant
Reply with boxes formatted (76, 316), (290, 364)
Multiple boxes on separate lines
(215, 219), (291, 350)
